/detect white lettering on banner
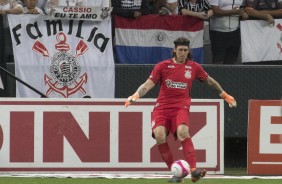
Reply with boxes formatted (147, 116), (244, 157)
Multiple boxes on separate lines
(0, 99), (223, 174)
(259, 106), (282, 154)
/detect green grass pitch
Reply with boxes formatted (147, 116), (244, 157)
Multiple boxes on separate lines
(0, 169), (281, 184)
(0, 177), (282, 184)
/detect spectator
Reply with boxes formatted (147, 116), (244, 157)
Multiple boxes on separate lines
(44, 0), (58, 14)
(112, 0), (151, 18)
(0, 0), (23, 14)
(23, 0), (44, 14)
(179, 0), (213, 20)
(44, 0), (111, 14)
(208, 0), (248, 64)
(158, 0), (178, 15)
(244, 0), (282, 25)
(149, 0), (166, 14)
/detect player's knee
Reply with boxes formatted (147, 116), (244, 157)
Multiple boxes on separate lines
(154, 132), (167, 144)
(177, 131), (189, 141)
(176, 125), (190, 141)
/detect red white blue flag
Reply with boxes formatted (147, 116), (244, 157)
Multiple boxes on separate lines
(114, 15), (204, 64)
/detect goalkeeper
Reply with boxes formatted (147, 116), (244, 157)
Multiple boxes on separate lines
(125, 37), (236, 183)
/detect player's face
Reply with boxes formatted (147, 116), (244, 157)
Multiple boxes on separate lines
(174, 45), (189, 63)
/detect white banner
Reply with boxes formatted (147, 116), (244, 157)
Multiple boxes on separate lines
(48, 6), (112, 21)
(8, 14), (115, 98)
(241, 19), (282, 63)
(0, 98), (224, 174)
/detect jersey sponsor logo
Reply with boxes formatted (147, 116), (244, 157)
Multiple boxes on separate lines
(185, 65), (191, 69)
(165, 79), (187, 89)
(168, 65), (175, 68)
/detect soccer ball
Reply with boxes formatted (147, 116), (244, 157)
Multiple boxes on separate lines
(171, 160), (189, 178)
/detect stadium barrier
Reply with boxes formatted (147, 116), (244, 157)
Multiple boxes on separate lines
(248, 100), (282, 175)
(0, 98), (224, 174)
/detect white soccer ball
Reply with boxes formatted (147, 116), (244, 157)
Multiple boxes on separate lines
(171, 160), (189, 177)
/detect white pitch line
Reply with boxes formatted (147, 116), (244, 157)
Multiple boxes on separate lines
(252, 162), (282, 164)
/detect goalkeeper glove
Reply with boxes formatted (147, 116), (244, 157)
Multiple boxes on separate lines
(125, 93), (139, 108)
(220, 91), (237, 108)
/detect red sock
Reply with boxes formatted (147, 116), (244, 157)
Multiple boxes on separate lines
(181, 138), (196, 169)
(158, 143), (174, 169)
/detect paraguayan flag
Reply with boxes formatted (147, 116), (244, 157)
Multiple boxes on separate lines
(114, 15), (204, 64)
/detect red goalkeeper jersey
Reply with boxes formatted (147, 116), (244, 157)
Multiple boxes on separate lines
(149, 59), (208, 110)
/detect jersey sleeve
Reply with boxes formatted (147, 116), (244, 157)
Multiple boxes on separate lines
(203, 0), (212, 11)
(195, 63), (208, 81)
(148, 63), (162, 84)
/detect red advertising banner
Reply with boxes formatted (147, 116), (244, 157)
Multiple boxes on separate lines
(0, 99), (223, 174)
(248, 100), (282, 175)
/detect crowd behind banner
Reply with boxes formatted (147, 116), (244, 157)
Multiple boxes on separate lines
(1, 0), (282, 97)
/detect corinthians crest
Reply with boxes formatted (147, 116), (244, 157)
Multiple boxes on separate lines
(32, 32), (88, 98)
(185, 70), (191, 79)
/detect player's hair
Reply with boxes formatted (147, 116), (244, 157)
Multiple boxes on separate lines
(172, 37), (192, 59)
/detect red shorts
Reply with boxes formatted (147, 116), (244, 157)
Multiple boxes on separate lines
(151, 107), (190, 138)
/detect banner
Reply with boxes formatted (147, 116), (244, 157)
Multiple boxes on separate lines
(47, 6), (112, 21)
(0, 98), (224, 174)
(114, 15), (204, 64)
(241, 19), (282, 63)
(8, 15), (115, 98)
(248, 100), (282, 175)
